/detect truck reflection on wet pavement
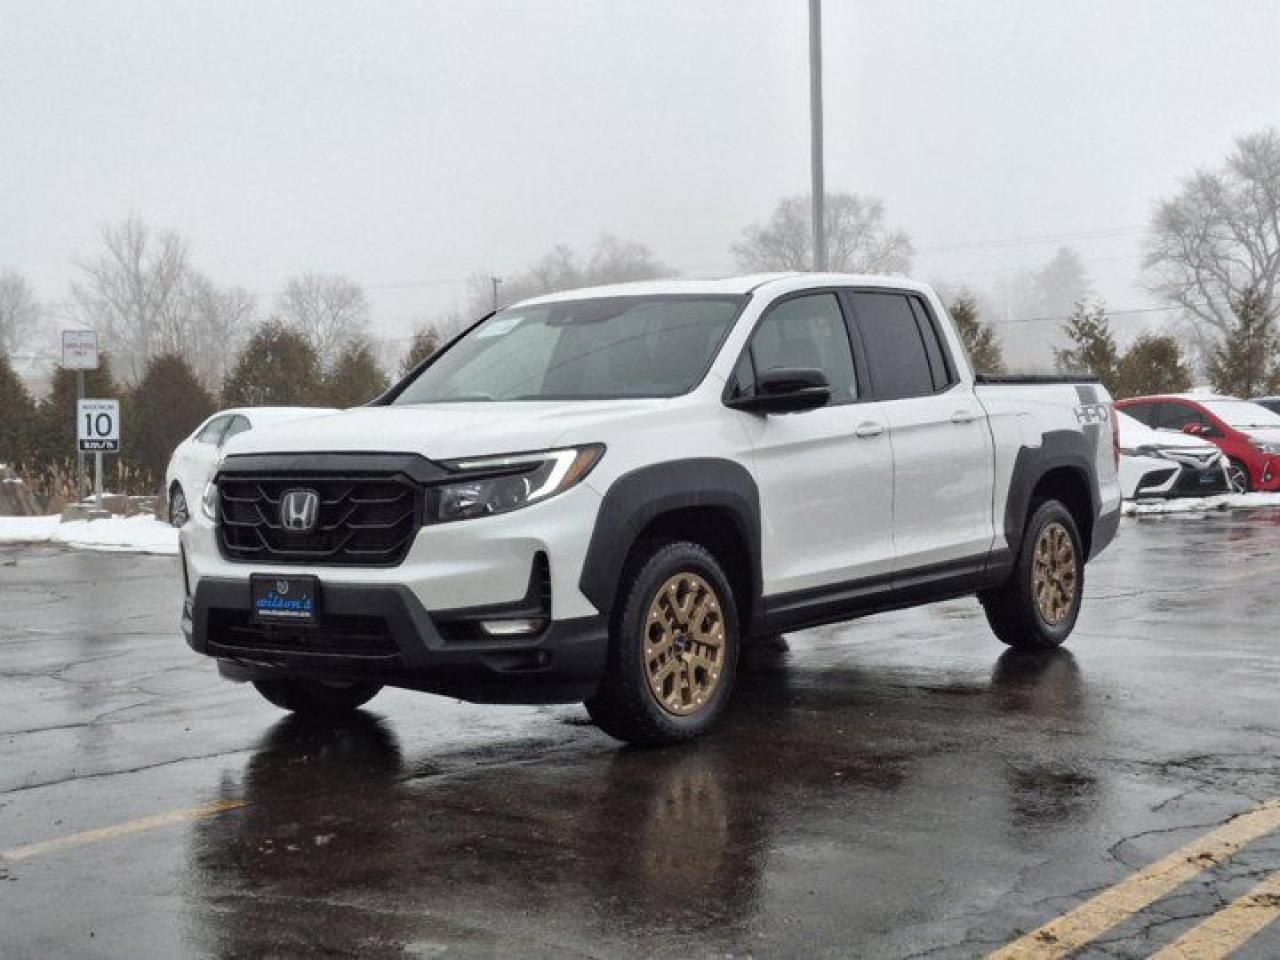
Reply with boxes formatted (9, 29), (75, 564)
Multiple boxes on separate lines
(2, 512), (1278, 958)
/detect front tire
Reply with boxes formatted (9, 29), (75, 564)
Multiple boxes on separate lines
(1228, 458), (1252, 493)
(168, 483), (189, 527)
(252, 678), (382, 718)
(979, 500), (1084, 650)
(586, 541), (740, 746)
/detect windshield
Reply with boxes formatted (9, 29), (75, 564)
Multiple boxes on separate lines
(1201, 400), (1280, 429)
(392, 295), (744, 403)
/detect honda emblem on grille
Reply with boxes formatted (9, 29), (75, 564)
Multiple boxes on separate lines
(279, 488), (320, 533)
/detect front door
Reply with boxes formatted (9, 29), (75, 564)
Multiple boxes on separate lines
(728, 292), (895, 597)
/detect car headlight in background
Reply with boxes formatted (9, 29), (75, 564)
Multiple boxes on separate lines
(201, 481), (219, 521)
(428, 445), (604, 523)
(1121, 444), (1164, 458)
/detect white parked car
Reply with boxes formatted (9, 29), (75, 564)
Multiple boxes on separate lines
(165, 408), (337, 526)
(181, 274), (1121, 745)
(1116, 410), (1229, 499)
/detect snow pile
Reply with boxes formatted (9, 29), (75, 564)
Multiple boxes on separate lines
(1124, 491), (1280, 516)
(0, 515), (179, 555)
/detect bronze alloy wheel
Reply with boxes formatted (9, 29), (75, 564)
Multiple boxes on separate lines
(1032, 521), (1078, 626)
(643, 572), (726, 716)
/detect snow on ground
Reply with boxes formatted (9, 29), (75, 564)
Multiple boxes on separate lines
(0, 515), (179, 555)
(2, 492), (1280, 556)
(1124, 491), (1280, 516)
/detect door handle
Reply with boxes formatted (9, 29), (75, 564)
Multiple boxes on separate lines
(854, 421), (884, 439)
(950, 409), (979, 424)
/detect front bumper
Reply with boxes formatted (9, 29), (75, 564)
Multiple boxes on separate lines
(1121, 454), (1230, 500)
(181, 478), (605, 620)
(183, 578), (608, 704)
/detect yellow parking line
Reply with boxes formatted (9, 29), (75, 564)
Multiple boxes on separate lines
(0, 799), (245, 863)
(1148, 869), (1280, 960)
(987, 799), (1280, 960)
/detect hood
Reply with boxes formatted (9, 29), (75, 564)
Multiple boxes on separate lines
(221, 399), (667, 461)
(1239, 426), (1280, 445)
(1118, 414), (1218, 452)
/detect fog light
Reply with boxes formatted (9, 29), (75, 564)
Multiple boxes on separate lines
(480, 618), (547, 636)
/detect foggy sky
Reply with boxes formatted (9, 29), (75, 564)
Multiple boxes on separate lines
(2, 0), (1277, 351)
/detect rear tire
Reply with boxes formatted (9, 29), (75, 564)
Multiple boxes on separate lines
(979, 500), (1084, 650)
(585, 541), (740, 746)
(252, 678), (382, 718)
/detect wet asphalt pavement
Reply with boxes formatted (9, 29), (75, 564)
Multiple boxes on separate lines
(1, 512), (1278, 959)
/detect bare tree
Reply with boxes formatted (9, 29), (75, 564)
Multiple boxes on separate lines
(1033, 246), (1093, 318)
(473, 234), (671, 311)
(180, 273), (257, 388)
(1145, 129), (1280, 362)
(0, 269), (42, 355)
(276, 273), (370, 365)
(732, 193), (914, 274)
(72, 216), (192, 381)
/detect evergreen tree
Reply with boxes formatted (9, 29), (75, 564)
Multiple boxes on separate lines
(1114, 334), (1193, 399)
(1206, 289), (1280, 397)
(124, 353), (215, 482)
(0, 351), (38, 468)
(400, 326), (441, 377)
(321, 339), (389, 408)
(1054, 301), (1120, 394)
(33, 353), (121, 472)
(949, 293), (1005, 375)
(222, 321), (321, 406)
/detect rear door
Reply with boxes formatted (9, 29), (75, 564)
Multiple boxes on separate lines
(729, 292), (895, 595)
(845, 290), (995, 573)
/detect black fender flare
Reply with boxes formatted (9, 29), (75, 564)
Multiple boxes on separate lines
(579, 458), (762, 623)
(1002, 429), (1104, 560)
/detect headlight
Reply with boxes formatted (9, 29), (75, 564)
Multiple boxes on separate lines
(428, 445), (604, 523)
(1254, 441), (1280, 455)
(200, 481), (219, 521)
(1122, 444), (1162, 458)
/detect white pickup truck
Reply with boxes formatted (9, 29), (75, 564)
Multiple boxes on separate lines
(181, 273), (1122, 745)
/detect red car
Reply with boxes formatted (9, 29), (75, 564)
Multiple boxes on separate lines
(1116, 394), (1280, 492)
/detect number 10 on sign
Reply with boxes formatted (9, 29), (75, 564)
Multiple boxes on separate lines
(77, 399), (119, 453)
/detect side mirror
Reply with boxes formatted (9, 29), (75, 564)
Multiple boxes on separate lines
(1182, 423), (1206, 436)
(727, 367), (831, 414)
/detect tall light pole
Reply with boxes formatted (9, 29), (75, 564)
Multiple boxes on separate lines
(808, 0), (826, 272)
(490, 276), (503, 312)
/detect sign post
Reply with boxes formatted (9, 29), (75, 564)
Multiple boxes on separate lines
(77, 398), (119, 505)
(62, 331), (99, 504)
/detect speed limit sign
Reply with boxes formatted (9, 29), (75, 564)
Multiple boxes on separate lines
(78, 399), (120, 452)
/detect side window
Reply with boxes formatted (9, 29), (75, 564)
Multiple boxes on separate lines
(1157, 403), (1204, 432)
(195, 416), (230, 444)
(737, 294), (858, 404)
(908, 297), (956, 390)
(222, 415), (251, 443)
(1123, 402), (1158, 426)
(848, 292), (935, 400)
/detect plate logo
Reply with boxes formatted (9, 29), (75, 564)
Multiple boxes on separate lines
(280, 488), (320, 533)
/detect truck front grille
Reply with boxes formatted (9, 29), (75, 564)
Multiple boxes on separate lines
(217, 473), (420, 566)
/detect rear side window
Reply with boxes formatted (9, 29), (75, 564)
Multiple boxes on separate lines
(847, 292), (935, 400)
(908, 297), (955, 391)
